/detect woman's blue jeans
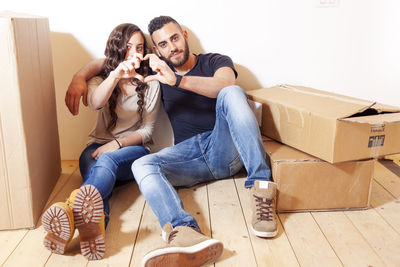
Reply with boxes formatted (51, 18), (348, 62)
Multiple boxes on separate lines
(79, 143), (149, 226)
(132, 85), (271, 230)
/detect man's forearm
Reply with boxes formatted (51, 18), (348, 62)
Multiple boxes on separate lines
(179, 67), (236, 98)
(179, 76), (233, 98)
(74, 58), (105, 80)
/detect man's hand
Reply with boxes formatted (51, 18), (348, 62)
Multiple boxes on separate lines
(65, 75), (88, 115)
(91, 140), (120, 160)
(143, 54), (176, 85)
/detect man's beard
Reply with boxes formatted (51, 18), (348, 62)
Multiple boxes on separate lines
(161, 40), (190, 68)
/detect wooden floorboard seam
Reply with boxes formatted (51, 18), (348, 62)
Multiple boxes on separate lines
(343, 210), (390, 266)
(276, 215), (301, 266)
(1, 230), (29, 266)
(373, 178), (399, 200)
(44, 166), (80, 209)
(127, 200), (146, 267)
(232, 175), (259, 267)
(370, 182), (400, 237)
(310, 212), (345, 267)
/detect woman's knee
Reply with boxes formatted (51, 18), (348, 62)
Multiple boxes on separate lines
(79, 148), (92, 166)
(79, 149), (96, 181)
(94, 153), (119, 173)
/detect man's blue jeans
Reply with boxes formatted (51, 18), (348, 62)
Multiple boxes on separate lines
(79, 143), (149, 225)
(131, 85), (271, 230)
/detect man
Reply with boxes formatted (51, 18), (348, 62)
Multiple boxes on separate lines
(66, 16), (277, 267)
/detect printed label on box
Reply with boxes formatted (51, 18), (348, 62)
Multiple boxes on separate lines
(371, 125), (385, 133)
(368, 135), (385, 147)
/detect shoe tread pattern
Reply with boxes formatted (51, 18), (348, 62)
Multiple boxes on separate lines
(42, 205), (73, 254)
(145, 242), (223, 267)
(73, 185), (105, 260)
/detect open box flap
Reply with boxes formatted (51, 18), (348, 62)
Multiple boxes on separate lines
(249, 85), (400, 120)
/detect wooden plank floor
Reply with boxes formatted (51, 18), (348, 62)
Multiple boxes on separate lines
(1, 156), (400, 267)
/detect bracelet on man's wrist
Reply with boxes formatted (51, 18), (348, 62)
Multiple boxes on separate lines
(114, 138), (122, 149)
(174, 73), (183, 87)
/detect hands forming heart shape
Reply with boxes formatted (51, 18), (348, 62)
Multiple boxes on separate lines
(116, 53), (146, 82)
(115, 53), (177, 87)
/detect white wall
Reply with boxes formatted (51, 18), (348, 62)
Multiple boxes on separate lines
(2, 0), (399, 159)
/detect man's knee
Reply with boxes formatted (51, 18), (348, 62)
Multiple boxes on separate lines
(131, 156), (145, 175)
(217, 85), (247, 106)
(131, 154), (157, 183)
(216, 85), (248, 112)
(217, 85), (246, 99)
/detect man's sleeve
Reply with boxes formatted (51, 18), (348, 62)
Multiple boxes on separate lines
(209, 53), (238, 78)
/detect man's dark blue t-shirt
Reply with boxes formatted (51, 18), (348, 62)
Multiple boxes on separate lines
(161, 53), (237, 144)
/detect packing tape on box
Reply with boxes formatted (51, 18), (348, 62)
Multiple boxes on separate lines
(369, 135), (384, 158)
(279, 85), (376, 107)
(369, 146), (381, 159)
(368, 127), (385, 159)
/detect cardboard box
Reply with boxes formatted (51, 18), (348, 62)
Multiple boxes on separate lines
(0, 12), (61, 230)
(263, 138), (374, 211)
(248, 84), (400, 163)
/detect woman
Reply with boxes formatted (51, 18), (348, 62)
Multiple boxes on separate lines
(41, 23), (160, 260)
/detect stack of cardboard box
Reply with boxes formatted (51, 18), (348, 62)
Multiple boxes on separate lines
(248, 84), (400, 212)
(0, 12), (61, 230)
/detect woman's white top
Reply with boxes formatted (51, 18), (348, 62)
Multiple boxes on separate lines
(86, 76), (161, 150)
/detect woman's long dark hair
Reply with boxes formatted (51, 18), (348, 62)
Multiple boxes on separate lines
(101, 23), (151, 131)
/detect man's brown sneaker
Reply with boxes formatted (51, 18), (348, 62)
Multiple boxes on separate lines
(73, 184), (105, 260)
(250, 180), (278, 238)
(142, 223), (223, 267)
(42, 189), (79, 254)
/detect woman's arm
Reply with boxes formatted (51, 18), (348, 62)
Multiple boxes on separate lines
(89, 71), (121, 110)
(89, 55), (145, 109)
(91, 132), (144, 160)
(90, 81), (161, 160)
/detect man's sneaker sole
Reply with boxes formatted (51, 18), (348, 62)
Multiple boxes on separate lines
(250, 225), (278, 238)
(42, 204), (74, 254)
(73, 185), (105, 260)
(142, 239), (223, 267)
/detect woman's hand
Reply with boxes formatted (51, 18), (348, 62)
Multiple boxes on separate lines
(89, 54), (146, 109)
(91, 140), (120, 160)
(111, 53), (145, 81)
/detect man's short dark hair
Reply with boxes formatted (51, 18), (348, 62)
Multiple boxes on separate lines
(148, 16), (181, 36)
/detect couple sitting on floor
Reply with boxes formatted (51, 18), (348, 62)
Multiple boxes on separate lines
(41, 15), (277, 267)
